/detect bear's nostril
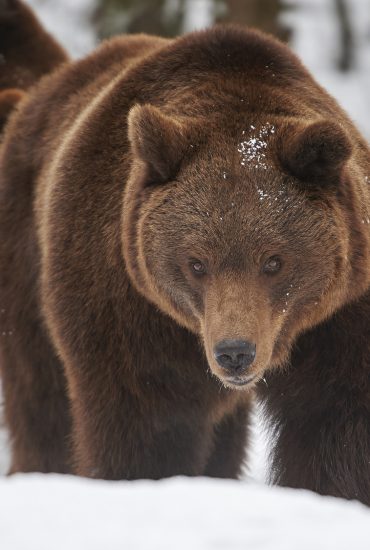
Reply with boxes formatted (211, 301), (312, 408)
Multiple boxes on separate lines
(218, 354), (231, 366)
(214, 339), (256, 372)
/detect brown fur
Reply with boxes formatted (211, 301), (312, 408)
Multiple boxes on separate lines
(1, 3), (370, 502)
(0, 0), (67, 132)
(0, 88), (24, 131)
(0, 0), (68, 90)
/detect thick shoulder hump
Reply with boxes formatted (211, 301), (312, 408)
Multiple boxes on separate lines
(127, 24), (310, 87)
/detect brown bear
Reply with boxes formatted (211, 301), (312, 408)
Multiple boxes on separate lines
(0, 0), (67, 91)
(1, 2), (370, 504)
(0, 0), (67, 132)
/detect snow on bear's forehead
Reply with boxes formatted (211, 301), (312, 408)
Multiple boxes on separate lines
(209, 123), (306, 221)
(237, 123), (276, 171)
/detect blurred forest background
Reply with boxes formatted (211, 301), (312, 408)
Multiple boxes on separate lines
(92, 0), (290, 42)
(24, 0), (370, 142)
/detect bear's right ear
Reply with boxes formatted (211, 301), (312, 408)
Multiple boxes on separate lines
(278, 120), (352, 186)
(128, 104), (189, 186)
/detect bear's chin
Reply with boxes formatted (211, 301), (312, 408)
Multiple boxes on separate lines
(222, 374), (258, 390)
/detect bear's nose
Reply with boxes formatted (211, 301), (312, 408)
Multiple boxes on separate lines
(213, 339), (256, 373)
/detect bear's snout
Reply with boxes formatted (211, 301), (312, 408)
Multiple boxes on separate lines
(214, 339), (256, 373)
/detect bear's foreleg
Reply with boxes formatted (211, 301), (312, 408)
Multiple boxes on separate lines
(0, 326), (72, 474)
(67, 379), (220, 480)
(203, 404), (250, 479)
(259, 307), (370, 506)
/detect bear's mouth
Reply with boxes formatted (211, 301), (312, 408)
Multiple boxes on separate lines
(224, 374), (256, 388)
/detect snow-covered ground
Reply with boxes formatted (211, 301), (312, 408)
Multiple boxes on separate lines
(1, 1), (370, 547)
(2, 475), (370, 550)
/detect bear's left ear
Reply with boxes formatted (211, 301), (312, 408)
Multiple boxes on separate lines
(128, 104), (190, 185)
(278, 120), (352, 186)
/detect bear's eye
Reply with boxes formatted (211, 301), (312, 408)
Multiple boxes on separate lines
(263, 256), (282, 275)
(190, 260), (206, 275)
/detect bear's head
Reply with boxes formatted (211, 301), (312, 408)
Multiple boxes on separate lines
(122, 103), (366, 390)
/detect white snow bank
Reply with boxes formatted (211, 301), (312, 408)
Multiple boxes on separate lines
(0, 474), (369, 549)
